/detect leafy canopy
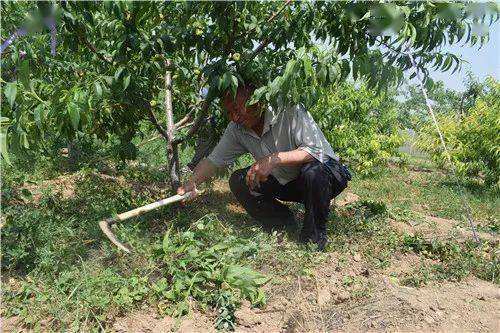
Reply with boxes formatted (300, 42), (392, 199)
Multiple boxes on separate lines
(1, 1), (498, 161)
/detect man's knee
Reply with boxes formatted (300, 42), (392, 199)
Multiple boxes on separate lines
(229, 168), (248, 194)
(300, 160), (325, 185)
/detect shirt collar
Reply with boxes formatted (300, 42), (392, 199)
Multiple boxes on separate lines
(237, 102), (285, 138)
(262, 102), (284, 135)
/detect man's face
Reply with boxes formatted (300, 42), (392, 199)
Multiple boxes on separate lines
(222, 87), (261, 129)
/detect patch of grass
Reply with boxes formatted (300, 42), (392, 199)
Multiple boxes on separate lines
(350, 166), (499, 224)
(1, 157), (319, 331)
(328, 199), (499, 287)
(399, 234), (499, 287)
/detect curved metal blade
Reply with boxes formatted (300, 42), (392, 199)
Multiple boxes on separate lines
(98, 191), (199, 253)
(99, 218), (131, 253)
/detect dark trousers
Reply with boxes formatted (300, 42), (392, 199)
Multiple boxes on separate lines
(229, 159), (348, 242)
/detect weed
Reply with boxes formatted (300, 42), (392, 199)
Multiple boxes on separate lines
(152, 213), (268, 318)
(214, 290), (240, 331)
(400, 234), (499, 285)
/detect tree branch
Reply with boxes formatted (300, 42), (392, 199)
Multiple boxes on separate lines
(146, 104), (169, 139)
(176, 121), (195, 131)
(174, 106), (197, 128)
(172, 101), (210, 145)
(164, 59), (175, 143)
(76, 32), (112, 64)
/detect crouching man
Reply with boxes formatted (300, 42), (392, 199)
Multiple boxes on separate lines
(178, 85), (351, 250)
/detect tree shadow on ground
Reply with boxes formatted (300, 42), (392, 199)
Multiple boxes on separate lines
(438, 178), (495, 196)
(136, 186), (304, 246)
(3, 174), (309, 279)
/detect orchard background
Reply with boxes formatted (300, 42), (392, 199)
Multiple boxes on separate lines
(1, 2), (499, 331)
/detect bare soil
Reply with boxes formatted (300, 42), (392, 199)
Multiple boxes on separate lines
(107, 252), (500, 333)
(389, 214), (498, 243)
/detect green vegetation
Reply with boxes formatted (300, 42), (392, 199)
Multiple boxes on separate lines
(1, 1), (499, 331)
(311, 82), (404, 175)
(417, 77), (500, 190)
(3, 143), (498, 330)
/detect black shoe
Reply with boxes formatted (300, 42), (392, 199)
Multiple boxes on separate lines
(316, 233), (328, 251)
(299, 230), (328, 251)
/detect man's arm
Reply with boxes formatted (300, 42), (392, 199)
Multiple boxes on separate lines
(177, 158), (218, 196)
(179, 123), (246, 197)
(246, 149), (314, 189)
(272, 149), (315, 166)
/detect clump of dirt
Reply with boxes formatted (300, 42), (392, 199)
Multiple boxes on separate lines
(112, 308), (215, 333)
(15, 171), (170, 207)
(19, 173), (80, 203)
(334, 191), (360, 207)
(234, 300), (286, 332)
(382, 252), (422, 276)
(17, 172), (125, 205)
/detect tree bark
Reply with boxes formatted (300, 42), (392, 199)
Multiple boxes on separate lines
(163, 59), (181, 191)
(67, 139), (80, 170)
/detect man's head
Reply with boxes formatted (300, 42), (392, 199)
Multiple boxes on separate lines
(222, 85), (262, 130)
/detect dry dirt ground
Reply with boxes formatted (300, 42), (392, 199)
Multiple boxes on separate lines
(4, 177), (499, 332)
(109, 256), (500, 333)
(109, 182), (499, 333)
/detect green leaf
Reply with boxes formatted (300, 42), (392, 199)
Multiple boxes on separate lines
(67, 102), (80, 130)
(114, 66), (124, 81)
(303, 58), (313, 78)
(103, 76), (113, 86)
(358, 10), (371, 21)
(328, 64), (338, 83)
(230, 74), (238, 97)
(296, 46), (306, 59)
(283, 59), (296, 80)
(442, 55), (453, 71)
(0, 121), (10, 164)
(34, 104), (45, 130)
(20, 131), (29, 149)
(63, 10), (76, 23)
(248, 86), (267, 105)
(94, 82), (103, 98)
(4, 83), (17, 108)
(19, 60), (30, 89)
(123, 74), (131, 90)
(162, 228), (172, 254)
(219, 72), (232, 92)
(318, 65), (327, 83)
(224, 265), (269, 287)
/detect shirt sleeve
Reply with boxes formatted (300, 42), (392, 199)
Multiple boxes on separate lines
(291, 105), (329, 163)
(207, 122), (247, 167)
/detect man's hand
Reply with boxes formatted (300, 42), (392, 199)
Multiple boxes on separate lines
(246, 154), (279, 189)
(176, 158), (218, 203)
(177, 181), (198, 202)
